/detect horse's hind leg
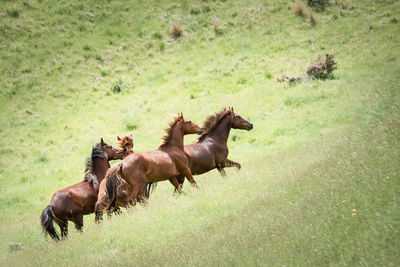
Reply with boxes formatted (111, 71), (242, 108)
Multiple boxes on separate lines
(130, 174), (147, 205)
(57, 220), (68, 239)
(73, 213), (84, 232)
(176, 174), (185, 189)
(224, 159), (241, 170)
(217, 165), (227, 176)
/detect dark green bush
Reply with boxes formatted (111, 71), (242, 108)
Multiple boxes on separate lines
(307, 0), (329, 11)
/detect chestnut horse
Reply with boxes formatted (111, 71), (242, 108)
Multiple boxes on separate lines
(95, 113), (201, 221)
(40, 137), (132, 240)
(145, 107), (253, 195)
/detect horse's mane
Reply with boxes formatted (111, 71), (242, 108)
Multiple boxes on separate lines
(83, 145), (108, 188)
(159, 116), (182, 147)
(197, 108), (232, 142)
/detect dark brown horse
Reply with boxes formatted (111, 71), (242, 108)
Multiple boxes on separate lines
(95, 113), (201, 221)
(40, 137), (132, 240)
(146, 107), (253, 195)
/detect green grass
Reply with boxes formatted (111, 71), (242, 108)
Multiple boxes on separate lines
(0, 0), (399, 265)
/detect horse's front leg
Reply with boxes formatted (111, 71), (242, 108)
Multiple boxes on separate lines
(181, 168), (198, 188)
(224, 159), (241, 170)
(168, 177), (183, 194)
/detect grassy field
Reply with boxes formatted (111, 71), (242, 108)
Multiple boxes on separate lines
(0, 0), (399, 265)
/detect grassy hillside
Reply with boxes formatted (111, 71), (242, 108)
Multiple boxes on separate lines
(0, 0), (399, 265)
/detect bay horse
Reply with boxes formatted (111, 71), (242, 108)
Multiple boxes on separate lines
(40, 137), (132, 240)
(145, 107), (253, 195)
(95, 113), (201, 221)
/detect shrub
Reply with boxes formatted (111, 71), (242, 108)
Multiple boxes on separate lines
(82, 45), (91, 51)
(110, 78), (130, 94)
(7, 8), (20, 18)
(190, 8), (200, 15)
(159, 42), (165, 52)
(306, 54), (337, 79)
(171, 22), (183, 39)
(126, 123), (137, 130)
(152, 32), (163, 40)
(307, 0), (329, 11)
(265, 72), (273, 79)
(293, 1), (306, 16)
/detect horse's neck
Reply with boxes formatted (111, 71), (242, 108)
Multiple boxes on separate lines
(162, 124), (184, 150)
(204, 116), (231, 145)
(92, 158), (110, 182)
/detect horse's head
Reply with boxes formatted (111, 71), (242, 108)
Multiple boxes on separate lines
(98, 138), (125, 160)
(117, 134), (134, 158)
(229, 107), (253, 131)
(177, 112), (202, 135)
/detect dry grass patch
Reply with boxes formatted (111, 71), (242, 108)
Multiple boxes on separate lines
(171, 22), (183, 39)
(293, 1), (307, 16)
(309, 10), (316, 25)
(212, 18), (224, 35)
(306, 54), (337, 79)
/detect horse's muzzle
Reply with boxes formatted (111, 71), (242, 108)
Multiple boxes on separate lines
(198, 127), (205, 134)
(247, 123), (253, 130)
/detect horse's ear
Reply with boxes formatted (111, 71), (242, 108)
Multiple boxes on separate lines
(231, 106), (234, 112)
(117, 136), (121, 141)
(130, 133), (133, 137)
(101, 137), (104, 145)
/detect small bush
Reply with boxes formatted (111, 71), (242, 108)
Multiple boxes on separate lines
(159, 42), (165, 52)
(306, 54), (337, 79)
(7, 8), (20, 18)
(190, 8), (200, 15)
(171, 22), (183, 39)
(82, 45), (91, 51)
(126, 123), (138, 130)
(152, 32), (163, 40)
(265, 72), (273, 79)
(293, 1), (306, 16)
(307, 0), (329, 11)
(110, 78), (130, 94)
(202, 6), (211, 12)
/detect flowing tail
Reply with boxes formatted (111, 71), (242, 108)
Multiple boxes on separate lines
(144, 182), (158, 198)
(95, 163), (124, 222)
(40, 205), (60, 241)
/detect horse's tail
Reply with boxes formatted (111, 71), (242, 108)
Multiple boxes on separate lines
(144, 182), (158, 198)
(95, 163), (123, 222)
(40, 205), (60, 241)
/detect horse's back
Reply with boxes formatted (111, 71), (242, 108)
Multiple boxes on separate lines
(123, 150), (179, 182)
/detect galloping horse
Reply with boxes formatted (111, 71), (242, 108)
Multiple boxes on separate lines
(40, 137), (132, 240)
(145, 107), (253, 195)
(95, 113), (201, 221)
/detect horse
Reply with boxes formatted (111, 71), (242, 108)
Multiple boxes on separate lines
(145, 107), (253, 195)
(117, 133), (134, 155)
(40, 137), (132, 240)
(95, 113), (201, 221)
